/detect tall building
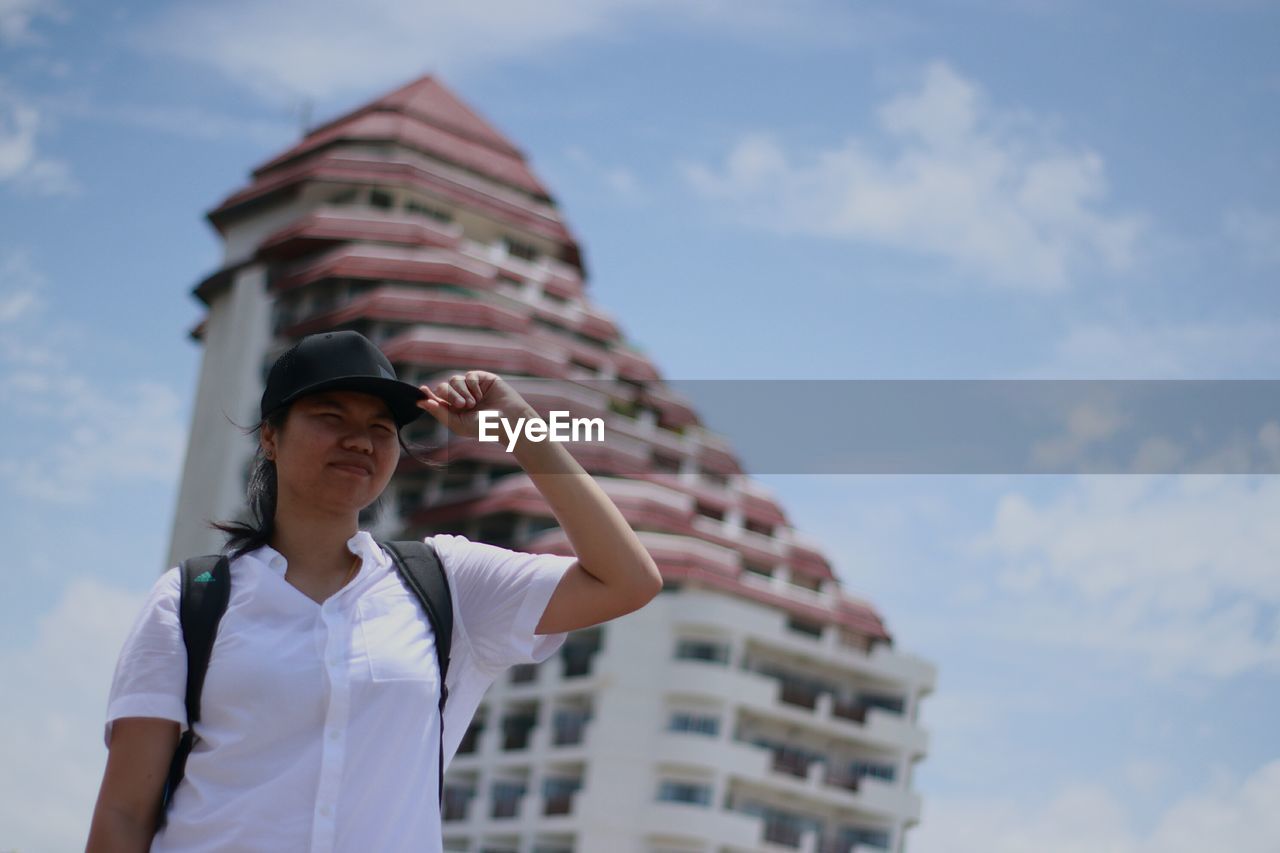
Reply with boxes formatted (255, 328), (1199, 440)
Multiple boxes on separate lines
(169, 75), (935, 853)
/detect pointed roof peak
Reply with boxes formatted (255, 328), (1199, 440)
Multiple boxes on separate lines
(308, 73), (523, 160)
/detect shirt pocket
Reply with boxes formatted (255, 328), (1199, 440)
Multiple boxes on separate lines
(356, 594), (438, 684)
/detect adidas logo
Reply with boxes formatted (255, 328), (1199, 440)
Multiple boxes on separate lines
(193, 571), (215, 583)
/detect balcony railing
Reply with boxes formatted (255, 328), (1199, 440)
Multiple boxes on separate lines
(823, 769), (862, 792)
(832, 698), (868, 723)
(763, 818), (803, 848)
(770, 750), (812, 779)
(778, 681), (823, 710)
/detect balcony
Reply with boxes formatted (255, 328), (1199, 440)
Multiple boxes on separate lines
(823, 768), (862, 793)
(770, 750), (813, 780)
(778, 681), (824, 711)
(831, 698), (867, 724)
(762, 816), (804, 848)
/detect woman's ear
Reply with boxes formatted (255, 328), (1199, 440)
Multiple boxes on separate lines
(261, 422), (278, 461)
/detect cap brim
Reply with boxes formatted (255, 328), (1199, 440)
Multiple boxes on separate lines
(277, 376), (426, 426)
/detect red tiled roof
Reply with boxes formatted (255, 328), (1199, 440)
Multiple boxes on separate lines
(253, 75), (548, 198)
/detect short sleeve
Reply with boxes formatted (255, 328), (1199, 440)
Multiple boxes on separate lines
(103, 567), (188, 747)
(429, 534), (575, 673)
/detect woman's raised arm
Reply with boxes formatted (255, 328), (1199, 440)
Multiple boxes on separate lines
(420, 372), (663, 634)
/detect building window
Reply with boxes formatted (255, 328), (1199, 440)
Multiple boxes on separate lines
(699, 467), (730, 488)
(406, 199), (453, 223)
(552, 707), (592, 746)
(504, 236), (539, 262)
(501, 708), (538, 751)
(509, 663), (538, 684)
(674, 639), (729, 665)
(651, 452), (682, 474)
(656, 780), (711, 806)
(667, 711), (719, 737)
(369, 189), (394, 210)
(694, 502), (724, 522)
(561, 628), (603, 678)
(542, 777), (582, 816)
(490, 781), (526, 819)
(832, 826), (891, 850)
(458, 716), (485, 754)
(442, 784), (475, 822)
(786, 616), (824, 639)
(790, 573), (823, 593)
(860, 692), (906, 715)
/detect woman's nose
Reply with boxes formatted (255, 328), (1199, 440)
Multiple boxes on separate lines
(342, 429), (375, 452)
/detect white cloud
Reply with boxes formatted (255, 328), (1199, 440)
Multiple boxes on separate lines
(37, 90), (296, 146)
(0, 576), (147, 852)
(0, 246), (44, 323)
(976, 475), (1280, 679)
(138, 0), (866, 104)
(1044, 318), (1280, 379)
(1028, 394), (1131, 471)
(682, 61), (1143, 291)
(0, 0), (62, 44)
(0, 249), (187, 503)
(0, 82), (76, 196)
(0, 377), (188, 503)
(913, 758), (1280, 853)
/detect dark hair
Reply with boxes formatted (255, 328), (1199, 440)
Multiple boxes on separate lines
(211, 401), (443, 560)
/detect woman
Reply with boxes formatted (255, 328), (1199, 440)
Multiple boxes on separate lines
(86, 330), (662, 852)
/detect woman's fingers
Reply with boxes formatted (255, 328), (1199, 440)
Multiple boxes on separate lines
(424, 372), (499, 414)
(463, 371), (486, 403)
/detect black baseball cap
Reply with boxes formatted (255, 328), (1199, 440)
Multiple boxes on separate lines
(260, 330), (426, 426)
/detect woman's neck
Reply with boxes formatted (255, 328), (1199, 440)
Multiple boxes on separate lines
(269, 506), (361, 579)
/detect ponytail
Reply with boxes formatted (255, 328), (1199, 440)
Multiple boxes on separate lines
(210, 406), (288, 560)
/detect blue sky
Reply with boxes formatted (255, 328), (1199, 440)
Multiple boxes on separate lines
(2, 1), (1279, 850)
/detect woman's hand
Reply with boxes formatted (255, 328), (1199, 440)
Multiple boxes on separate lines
(417, 371), (534, 440)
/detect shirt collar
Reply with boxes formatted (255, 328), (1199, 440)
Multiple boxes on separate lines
(248, 530), (380, 577)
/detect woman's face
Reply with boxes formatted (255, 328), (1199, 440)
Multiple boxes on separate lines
(262, 390), (401, 517)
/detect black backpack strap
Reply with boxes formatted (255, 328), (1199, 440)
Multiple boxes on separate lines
(158, 554), (231, 832)
(380, 539), (452, 808)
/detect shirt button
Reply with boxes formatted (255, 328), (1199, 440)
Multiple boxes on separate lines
(319, 805), (332, 818)
(328, 729), (341, 741)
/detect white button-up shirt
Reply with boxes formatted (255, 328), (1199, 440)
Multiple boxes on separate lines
(104, 531), (574, 852)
